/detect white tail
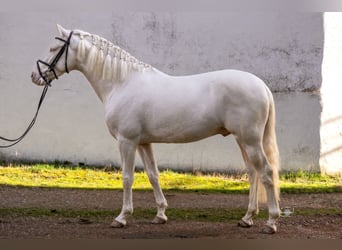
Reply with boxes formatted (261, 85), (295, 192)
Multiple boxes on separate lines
(258, 90), (280, 203)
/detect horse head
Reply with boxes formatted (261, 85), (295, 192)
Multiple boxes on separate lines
(31, 24), (77, 86)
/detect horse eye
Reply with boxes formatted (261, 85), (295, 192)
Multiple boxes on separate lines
(49, 45), (60, 52)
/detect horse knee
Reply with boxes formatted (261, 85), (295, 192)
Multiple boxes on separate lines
(122, 175), (134, 187)
(245, 148), (274, 186)
(259, 169), (274, 188)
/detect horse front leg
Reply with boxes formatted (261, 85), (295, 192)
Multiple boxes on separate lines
(111, 139), (137, 228)
(138, 144), (168, 224)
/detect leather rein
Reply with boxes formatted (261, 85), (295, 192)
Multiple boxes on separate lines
(0, 31), (74, 148)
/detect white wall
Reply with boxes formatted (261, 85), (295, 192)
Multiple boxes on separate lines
(0, 11), (325, 172)
(320, 13), (342, 175)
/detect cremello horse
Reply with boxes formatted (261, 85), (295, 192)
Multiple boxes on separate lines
(31, 25), (280, 234)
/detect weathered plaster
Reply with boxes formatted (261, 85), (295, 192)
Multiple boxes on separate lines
(0, 11), (325, 172)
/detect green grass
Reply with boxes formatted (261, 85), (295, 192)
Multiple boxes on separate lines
(0, 163), (250, 193)
(0, 207), (249, 222)
(1, 207), (341, 223)
(0, 164), (341, 194)
(280, 170), (342, 193)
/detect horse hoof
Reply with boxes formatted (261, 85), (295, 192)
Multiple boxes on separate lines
(237, 219), (253, 228)
(110, 220), (125, 228)
(151, 216), (167, 224)
(260, 224), (277, 234)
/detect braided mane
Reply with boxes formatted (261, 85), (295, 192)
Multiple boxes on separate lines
(73, 29), (151, 82)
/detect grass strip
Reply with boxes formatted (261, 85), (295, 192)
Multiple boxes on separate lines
(0, 207), (246, 222)
(1, 207), (341, 223)
(0, 164), (341, 194)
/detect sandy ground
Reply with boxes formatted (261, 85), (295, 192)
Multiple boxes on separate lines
(1, 186), (342, 239)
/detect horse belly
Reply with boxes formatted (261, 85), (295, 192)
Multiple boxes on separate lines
(140, 104), (226, 144)
(141, 122), (224, 144)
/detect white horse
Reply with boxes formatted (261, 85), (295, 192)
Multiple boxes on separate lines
(31, 24), (281, 234)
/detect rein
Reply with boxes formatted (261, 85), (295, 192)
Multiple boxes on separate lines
(0, 31), (74, 148)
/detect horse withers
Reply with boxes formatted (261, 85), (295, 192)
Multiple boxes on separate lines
(31, 24), (281, 234)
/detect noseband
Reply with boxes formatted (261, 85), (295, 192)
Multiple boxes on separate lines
(37, 31), (74, 86)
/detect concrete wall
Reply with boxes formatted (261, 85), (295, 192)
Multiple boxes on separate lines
(320, 13), (342, 175)
(0, 11), (325, 173)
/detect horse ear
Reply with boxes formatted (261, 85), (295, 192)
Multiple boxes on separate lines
(56, 24), (69, 37)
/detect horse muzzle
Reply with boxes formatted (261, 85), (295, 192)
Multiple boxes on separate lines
(31, 71), (47, 86)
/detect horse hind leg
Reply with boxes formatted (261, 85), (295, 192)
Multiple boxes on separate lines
(138, 144), (168, 224)
(236, 140), (260, 228)
(245, 142), (280, 233)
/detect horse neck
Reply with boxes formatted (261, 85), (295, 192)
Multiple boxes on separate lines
(86, 76), (118, 103)
(75, 61), (112, 104)
(72, 34), (152, 103)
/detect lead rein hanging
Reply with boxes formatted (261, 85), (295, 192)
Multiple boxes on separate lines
(0, 31), (74, 148)
(0, 84), (49, 148)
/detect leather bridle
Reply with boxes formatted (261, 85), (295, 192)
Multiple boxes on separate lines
(37, 31), (74, 86)
(0, 31), (74, 148)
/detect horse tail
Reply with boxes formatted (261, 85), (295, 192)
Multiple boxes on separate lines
(258, 88), (280, 203)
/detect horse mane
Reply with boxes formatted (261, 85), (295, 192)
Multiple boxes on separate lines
(73, 29), (151, 82)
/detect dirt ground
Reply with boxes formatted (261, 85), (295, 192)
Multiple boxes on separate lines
(1, 186), (342, 239)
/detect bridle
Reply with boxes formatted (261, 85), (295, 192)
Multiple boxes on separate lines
(0, 31), (74, 148)
(37, 31), (74, 86)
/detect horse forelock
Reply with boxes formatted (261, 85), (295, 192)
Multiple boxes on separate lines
(72, 29), (151, 82)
